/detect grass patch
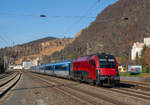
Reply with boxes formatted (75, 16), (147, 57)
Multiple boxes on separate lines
(120, 72), (150, 77)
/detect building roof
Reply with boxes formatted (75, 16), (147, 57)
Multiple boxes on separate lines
(133, 42), (144, 49)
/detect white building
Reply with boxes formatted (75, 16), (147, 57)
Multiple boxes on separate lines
(144, 37), (150, 46)
(131, 42), (144, 60)
(131, 37), (150, 60)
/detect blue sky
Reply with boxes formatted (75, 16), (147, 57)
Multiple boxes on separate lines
(0, 0), (118, 48)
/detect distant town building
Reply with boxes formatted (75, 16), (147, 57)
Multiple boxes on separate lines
(131, 37), (150, 60)
(9, 65), (23, 70)
(8, 58), (40, 70)
(23, 58), (40, 69)
(23, 61), (33, 69)
(14, 65), (23, 70)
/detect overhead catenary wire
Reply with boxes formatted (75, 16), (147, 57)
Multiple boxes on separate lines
(63, 0), (99, 37)
(0, 0), (137, 48)
(0, 12), (95, 19)
(0, 35), (9, 46)
(0, 35), (10, 71)
(63, 0), (147, 37)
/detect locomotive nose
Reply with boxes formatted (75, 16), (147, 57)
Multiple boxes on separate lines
(100, 68), (117, 76)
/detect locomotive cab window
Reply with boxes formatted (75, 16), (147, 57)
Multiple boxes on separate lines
(99, 58), (116, 68)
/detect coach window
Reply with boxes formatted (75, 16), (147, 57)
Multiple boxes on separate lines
(55, 65), (67, 70)
(46, 66), (52, 70)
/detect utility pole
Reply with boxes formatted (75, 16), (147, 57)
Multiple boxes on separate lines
(61, 51), (65, 61)
(4, 56), (5, 72)
(4, 55), (8, 72)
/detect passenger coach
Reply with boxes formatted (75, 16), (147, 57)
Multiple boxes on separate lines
(31, 60), (72, 78)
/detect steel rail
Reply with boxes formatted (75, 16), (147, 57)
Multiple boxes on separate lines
(0, 73), (18, 87)
(109, 88), (150, 100)
(0, 72), (14, 79)
(121, 80), (150, 86)
(30, 72), (129, 105)
(29, 73), (100, 105)
(0, 72), (22, 98)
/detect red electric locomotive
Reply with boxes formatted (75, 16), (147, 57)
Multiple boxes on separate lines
(70, 53), (120, 86)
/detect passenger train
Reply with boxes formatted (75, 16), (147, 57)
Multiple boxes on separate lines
(30, 53), (120, 86)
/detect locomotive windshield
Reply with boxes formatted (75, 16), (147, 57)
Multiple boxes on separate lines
(99, 58), (116, 68)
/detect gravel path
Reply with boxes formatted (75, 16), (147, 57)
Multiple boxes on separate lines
(1, 71), (150, 105)
(0, 71), (83, 105)
(31, 72), (150, 105)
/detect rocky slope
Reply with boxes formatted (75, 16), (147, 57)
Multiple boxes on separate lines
(50, 0), (150, 64)
(0, 37), (73, 64)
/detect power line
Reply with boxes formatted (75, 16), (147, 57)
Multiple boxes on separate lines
(0, 35), (9, 46)
(0, 35), (10, 72)
(97, 0), (101, 3)
(0, 12), (95, 18)
(63, 0), (147, 37)
(63, 0), (100, 37)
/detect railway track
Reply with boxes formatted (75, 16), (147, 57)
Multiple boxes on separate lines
(120, 80), (150, 91)
(29, 72), (131, 105)
(0, 71), (22, 98)
(121, 80), (150, 86)
(0, 71), (14, 79)
(29, 72), (101, 105)
(108, 87), (150, 100)
(30, 72), (150, 104)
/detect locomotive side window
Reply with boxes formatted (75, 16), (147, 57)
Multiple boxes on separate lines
(99, 59), (116, 68)
(91, 60), (96, 66)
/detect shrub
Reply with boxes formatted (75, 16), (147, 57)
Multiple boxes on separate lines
(142, 66), (150, 73)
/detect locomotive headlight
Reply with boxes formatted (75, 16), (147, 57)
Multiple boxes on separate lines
(114, 76), (120, 80)
(96, 69), (101, 75)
